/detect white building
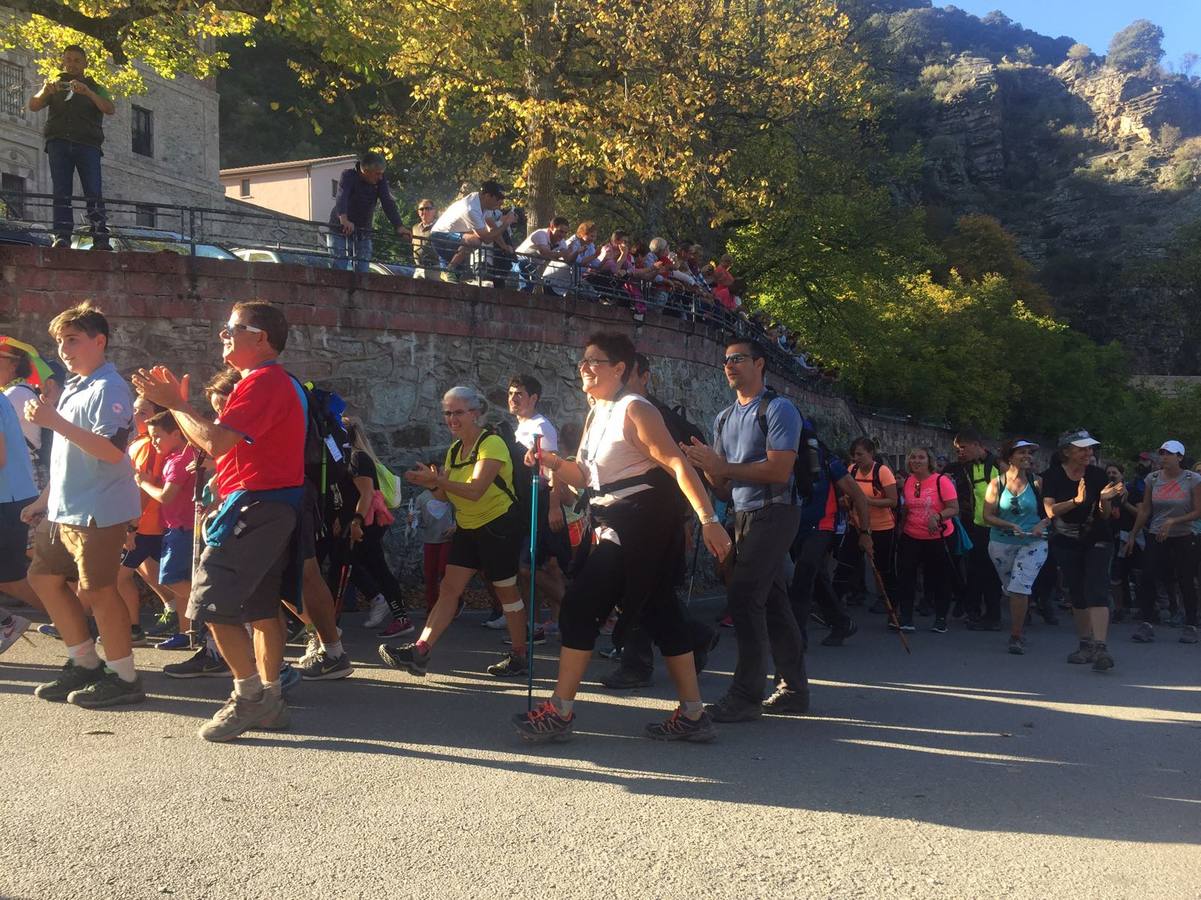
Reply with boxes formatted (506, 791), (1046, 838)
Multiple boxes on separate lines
(218, 155), (356, 224)
(0, 49), (225, 228)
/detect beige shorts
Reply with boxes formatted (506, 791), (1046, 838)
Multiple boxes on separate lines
(28, 519), (128, 590)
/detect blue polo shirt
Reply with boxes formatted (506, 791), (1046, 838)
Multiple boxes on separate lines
(48, 361), (140, 527)
(0, 390), (36, 503)
(713, 389), (802, 513)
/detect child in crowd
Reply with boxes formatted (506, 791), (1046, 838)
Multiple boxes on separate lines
(134, 412), (197, 650)
(410, 464), (456, 612)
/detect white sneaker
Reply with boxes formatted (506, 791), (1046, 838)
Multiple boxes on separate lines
(0, 614), (31, 655)
(363, 595), (390, 629)
(483, 613), (507, 630)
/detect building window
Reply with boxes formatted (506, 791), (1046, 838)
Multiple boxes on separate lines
(0, 60), (24, 118)
(331, 179), (339, 199)
(131, 105), (154, 157)
(134, 203), (156, 228)
(1, 173), (26, 218)
(240, 177), (251, 197)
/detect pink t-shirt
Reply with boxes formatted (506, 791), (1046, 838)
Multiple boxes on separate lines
(160, 446), (198, 530)
(902, 473), (957, 541)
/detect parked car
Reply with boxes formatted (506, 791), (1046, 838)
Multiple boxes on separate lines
(0, 220), (53, 247)
(231, 246), (338, 268)
(73, 227), (236, 259)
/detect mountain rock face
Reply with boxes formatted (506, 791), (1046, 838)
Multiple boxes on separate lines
(864, 2), (1201, 373)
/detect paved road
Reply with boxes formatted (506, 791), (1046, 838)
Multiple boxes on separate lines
(2, 603), (1199, 899)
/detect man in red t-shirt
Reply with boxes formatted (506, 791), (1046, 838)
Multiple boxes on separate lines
(134, 301), (305, 742)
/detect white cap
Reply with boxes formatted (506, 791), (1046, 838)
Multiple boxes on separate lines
(1160, 440), (1186, 456)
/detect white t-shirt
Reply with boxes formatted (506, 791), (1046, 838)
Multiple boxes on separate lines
(432, 192), (487, 234)
(514, 413), (559, 454)
(3, 382), (41, 453)
(516, 228), (564, 258)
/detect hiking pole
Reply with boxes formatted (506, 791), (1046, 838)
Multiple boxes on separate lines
(334, 534), (354, 620)
(527, 435), (541, 713)
(685, 519), (703, 607)
(867, 554), (910, 655)
(187, 449), (207, 651)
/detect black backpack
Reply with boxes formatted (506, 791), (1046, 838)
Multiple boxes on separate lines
(850, 459), (886, 498)
(448, 423), (529, 514)
(291, 377), (356, 530)
(715, 387), (829, 501)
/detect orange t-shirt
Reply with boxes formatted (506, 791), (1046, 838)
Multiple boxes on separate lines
(850, 462), (897, 532)
(129, 434), (164, 535)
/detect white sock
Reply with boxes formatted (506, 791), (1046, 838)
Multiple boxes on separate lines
(263, 679), (281, 698)
(233, 673), (263, 699)
(106, 654), (138, 683)
(551, 695), (574, 717)
(322, 640), (344, 659)
(67, 640), (102, 670)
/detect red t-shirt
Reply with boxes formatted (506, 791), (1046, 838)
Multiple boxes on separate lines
(215, 363), (305, 495)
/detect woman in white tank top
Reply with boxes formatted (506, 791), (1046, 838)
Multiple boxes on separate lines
(512, 332), (731, 744)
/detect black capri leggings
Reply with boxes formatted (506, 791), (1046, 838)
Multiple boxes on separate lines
(559, 485), (693, 657)
(1052, 535), (1110, 609)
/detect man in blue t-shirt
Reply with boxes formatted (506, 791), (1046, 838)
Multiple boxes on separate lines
(683, 340), (809, 720)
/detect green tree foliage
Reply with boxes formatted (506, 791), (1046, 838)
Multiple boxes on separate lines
(1106, 19), (1165, 73)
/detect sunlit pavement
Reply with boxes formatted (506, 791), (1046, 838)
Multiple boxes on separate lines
(3, 602), (1198, 899)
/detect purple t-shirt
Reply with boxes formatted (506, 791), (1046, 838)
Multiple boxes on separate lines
(160, 446), (197, 530)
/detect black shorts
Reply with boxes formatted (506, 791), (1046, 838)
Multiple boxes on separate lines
(121, 532), (162, 569)
(447, 507), (522, 585)
(0, 499), (32, 582)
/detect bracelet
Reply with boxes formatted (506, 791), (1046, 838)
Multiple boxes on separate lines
(698, 513), (718, 526)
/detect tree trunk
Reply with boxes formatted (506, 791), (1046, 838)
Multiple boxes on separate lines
(522, 10), (558, 229)
(525, 121), (557, 230)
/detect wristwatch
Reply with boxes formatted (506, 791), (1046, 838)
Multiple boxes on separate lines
(699, 513), (719, 526)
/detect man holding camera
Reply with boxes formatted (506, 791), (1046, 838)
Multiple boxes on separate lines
(429, 180), (517, 280)
(28, 45), (116, 250)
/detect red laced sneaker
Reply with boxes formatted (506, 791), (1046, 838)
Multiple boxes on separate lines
(513, 700), (574, 742)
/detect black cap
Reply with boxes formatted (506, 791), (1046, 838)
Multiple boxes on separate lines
(480, 179), (506, 199)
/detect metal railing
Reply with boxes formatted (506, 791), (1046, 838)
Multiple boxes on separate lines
(0, 188), (835, 386)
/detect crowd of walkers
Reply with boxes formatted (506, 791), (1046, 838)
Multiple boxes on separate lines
(0, 299), (1197, 745)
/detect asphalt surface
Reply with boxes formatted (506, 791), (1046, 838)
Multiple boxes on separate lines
(2, 601), (1199, 900)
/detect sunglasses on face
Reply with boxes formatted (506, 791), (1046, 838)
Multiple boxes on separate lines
(723, 353), (751, 366)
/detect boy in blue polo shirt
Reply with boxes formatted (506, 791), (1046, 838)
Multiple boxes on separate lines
(23, 302), (143, 707)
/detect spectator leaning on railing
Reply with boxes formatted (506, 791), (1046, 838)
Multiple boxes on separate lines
(27, 45), (116, 250)
(411, 199), (440, 275)
(515, 216), (579, 287)
(327, 151), (411, 273)
(429, 180), (517, 280)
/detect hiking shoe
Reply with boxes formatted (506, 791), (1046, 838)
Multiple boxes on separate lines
(0, 615), (31, 655)
(505, 627), (546, 646)
(482, 612), (507, 630)
(487, 651), (529, 678)
(37, 623), (61, 639)
(1132, 622), (1155, 643)
(378, 642), (429, 677)
(363, 595), (390, 629)
(601, 667), (653, 690)
(164, 646), (229, 678)
(198, 692), (276, 743)
(704, 694), (763, 723)
(147, 610), (177, 637)
(298, 650), (353, 681)
(156, 633), (192, 651)
(1092, 643), (1114, 672)
(1067, 640), (1096, 664)
(130, 625), (148, 647)
(821, 619), (858, 647)
(256, 693), (292, 731)
(513, 700), (574, 742)
(762, 685), (810, 716)
(278, 663), (301, 695)
(1180, 625), (1198, 644)
(646, 709), (717, 742)
(899, 622), (916, 633)
(34, 661), (104, 701)
(1008, 635), (1026, 655)
(68, 670), (145, 708)
(931, 617), (948, 634)
(378, 616), (415, 638)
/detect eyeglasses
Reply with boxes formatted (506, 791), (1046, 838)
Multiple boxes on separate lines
(442, 409), (471, 418)
(577, 358), (612, 369)
(723, 353), (751, 366)
(221, 322), (263, 336)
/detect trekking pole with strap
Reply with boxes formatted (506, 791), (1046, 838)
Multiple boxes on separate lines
(527, 435), (541, 713)
(867, 554), (910, 655)
(334, 531), (354, 619)
(187, 449), (208, 651)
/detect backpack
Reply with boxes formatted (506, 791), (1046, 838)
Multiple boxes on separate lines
(448, 423), (529, 514)
(291, 377), (356, 530)
(714, 387), (830, 502)
(851, 459), (886, 498)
